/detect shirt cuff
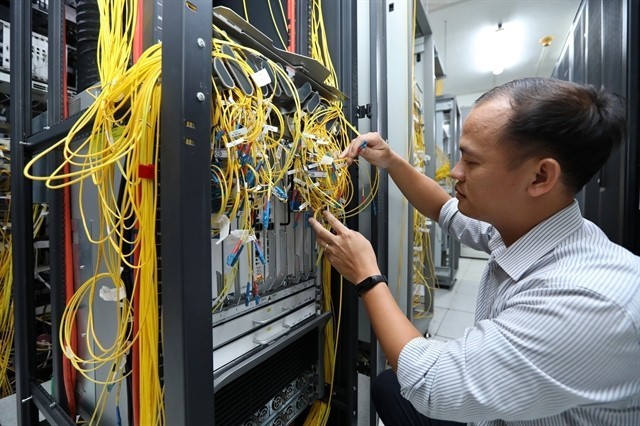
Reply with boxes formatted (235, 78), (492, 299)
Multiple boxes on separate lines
(438, 198), (459, 231)
(397, 337), (447, 413)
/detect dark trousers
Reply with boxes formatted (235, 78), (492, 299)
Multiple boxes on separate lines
(371, 369), (466, 426)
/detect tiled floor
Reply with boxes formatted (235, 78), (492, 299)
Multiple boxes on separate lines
(428, 257), (487, 341)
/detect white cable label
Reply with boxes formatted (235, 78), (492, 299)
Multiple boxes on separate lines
(251, 68), (272, 87)
(214, 214), (231, 244)
(228, 127), (248, 139)
(320, 155), (334, 165)
(99, 286), (127, 302)
(225, 137), (245, 148)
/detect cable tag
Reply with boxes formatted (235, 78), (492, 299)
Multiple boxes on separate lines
(293, 177), (306, 187)
(226, 137), (245, 148)
(214, 214), (231, 244)
(228, 127), (248, 139)
(298, 202), (308, 211)
(315, 138), (329, 145)
(99, 286), (127, 302)
(263, 124), (279, 133)
(307, 163), (318, 169)
(302, 132), (317, 140)
(320, 155), (334, 165)
(251, 68), (272, 87)
(286, 66), (296, 78)
(287, 168), (298, 176)
(308, 171), (327, 178)
(276, 144), (284, 160)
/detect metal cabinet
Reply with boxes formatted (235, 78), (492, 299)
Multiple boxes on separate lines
(433, 96), (460, 289)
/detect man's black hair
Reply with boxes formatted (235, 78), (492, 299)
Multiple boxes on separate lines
(475, 77), (627, 193)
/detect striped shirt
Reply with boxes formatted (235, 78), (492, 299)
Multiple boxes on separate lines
(397, 199), (640, 425)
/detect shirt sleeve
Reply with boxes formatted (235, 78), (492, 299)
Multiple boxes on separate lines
(438, 198), (494, 254)
(396, 286), (640, 423)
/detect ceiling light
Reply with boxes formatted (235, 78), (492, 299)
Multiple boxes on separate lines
(475, 21), (523, 76)
(491, 23), (506, 75)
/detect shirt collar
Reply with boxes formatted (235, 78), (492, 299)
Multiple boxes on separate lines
(493, 200), (584, 280)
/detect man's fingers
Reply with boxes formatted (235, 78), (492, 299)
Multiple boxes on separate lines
(308, 216), (335, 240)
(322, 210), (349, 233)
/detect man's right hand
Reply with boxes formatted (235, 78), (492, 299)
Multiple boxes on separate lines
(341, 132), (396, 169)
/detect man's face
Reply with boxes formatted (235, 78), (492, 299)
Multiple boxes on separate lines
(450, 97), (535, 226)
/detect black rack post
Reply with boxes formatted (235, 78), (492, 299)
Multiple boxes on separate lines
(160, 1), (215, 424)
(321, 0), (360, 423)
(10, 1), (38, 424)
(369, 1), (389, 424)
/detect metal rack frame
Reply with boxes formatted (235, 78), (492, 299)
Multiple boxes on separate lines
(11, 0), (364, 424)
(11, 0), (216, 424)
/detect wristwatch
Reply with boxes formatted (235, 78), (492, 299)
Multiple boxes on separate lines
(355, 274), (387, 297)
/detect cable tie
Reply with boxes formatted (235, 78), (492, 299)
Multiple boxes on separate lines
(138, 164), (155, 180)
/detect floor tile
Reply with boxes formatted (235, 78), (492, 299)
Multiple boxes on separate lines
(456, 257), (471, 276)
(454, 279), (481, 297)
(427, 306), (447, 336)
(460, 246), (490, 260)
(437, 310), (476, 339)
(465, 259), (488, 277)
(433, 288), (455, 309)
(449, 291), (477, 313)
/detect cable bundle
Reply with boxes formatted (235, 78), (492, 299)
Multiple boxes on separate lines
(0, 178), (12, 397)
(411, 91), (438, 318)
(209, 29), (377, 313)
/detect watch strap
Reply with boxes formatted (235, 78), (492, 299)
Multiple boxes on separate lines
(355, 274), (387, 297)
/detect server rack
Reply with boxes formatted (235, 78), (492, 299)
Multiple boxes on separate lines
(552, 0), (639, 255)
(433, 95), (460, 289)
(11, 1), (362, 425)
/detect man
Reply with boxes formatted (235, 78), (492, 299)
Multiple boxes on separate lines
(308, 78), (640, 425)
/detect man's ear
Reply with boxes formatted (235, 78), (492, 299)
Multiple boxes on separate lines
(528, 158), (562, 197)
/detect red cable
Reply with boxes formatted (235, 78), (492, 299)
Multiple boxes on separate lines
(61, 13), (78, 419)
(288, 0), (296, 52)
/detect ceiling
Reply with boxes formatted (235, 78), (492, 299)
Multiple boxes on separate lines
(426, 0), (582, 102)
